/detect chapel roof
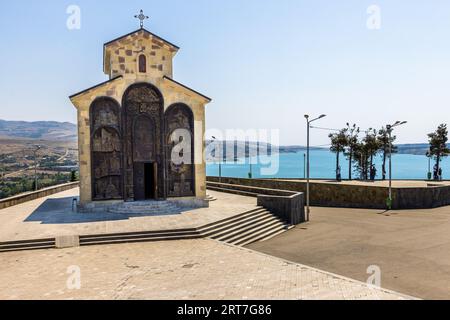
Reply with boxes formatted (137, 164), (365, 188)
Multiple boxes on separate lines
(104, 28), (179, 51)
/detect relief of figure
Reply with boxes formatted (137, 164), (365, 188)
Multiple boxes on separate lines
(109, 152), (121, 175)
(97, 108), (118, 127)
(93, 128), (121, 153)
(105, 181), (119, 199)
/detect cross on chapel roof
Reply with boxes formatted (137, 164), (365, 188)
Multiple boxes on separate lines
(134, 10), (149, 29)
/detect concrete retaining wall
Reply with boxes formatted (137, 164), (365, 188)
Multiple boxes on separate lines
(207, 177), (450, 209)
(257, 193), (305, 225)
(207, 181), (305, 224)
(0, 182), (79, 210)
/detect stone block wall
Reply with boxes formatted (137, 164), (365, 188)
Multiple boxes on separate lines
(207, 177), (450, 210)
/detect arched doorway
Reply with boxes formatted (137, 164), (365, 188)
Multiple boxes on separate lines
(122, 83), (165, 201)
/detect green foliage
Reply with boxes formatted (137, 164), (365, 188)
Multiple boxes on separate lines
(329, 128), (348, 179)
(70, 170), (77, 182)
(428, 124), (450, 175)
(344, 123), (360, 180)
(377, 127), (397, 180)
(428, 124), (450, 160)
(0, 172), (71, 200)
(352, 129), (380, 180)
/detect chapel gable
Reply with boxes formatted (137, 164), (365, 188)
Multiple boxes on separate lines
(103, 29), (179, 80)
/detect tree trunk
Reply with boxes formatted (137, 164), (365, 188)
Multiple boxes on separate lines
(336, 152), (340, 180)
(437, 154), (441, 180)
(349, 149), (352, 180)
(382, 151), (386, 180)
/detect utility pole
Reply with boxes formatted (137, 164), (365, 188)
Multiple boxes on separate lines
(304, 114), (327, 221)
(212, 137), (222, 183)
(386, 121), (407, 209)
(33, 145), (41, 191)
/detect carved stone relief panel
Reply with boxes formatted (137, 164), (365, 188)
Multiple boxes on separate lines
(90, 98), (123, 200)
(165, 104), (195, 197)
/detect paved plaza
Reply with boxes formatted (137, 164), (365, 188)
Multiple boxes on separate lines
(248, 205), (450, 300)
(0, 188), (255, 242)
(0, 239), (409, 300)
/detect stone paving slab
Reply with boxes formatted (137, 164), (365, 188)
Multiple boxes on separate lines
(0, 239), (412, 300)
(0, 189), (256, 242)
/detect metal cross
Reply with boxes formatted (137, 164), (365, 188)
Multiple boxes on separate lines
(134, 10), (149, 29)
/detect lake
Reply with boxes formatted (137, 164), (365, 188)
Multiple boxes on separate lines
(206, 150), (449, 180)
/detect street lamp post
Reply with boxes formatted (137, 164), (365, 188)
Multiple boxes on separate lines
(212, 137), (222, 183)
(426, 150), (432, 180)
(304, 114), (327, 221)
(303, 153), (306, 179)
(386, 121), (407, 209)
(33, 145), (41, 191)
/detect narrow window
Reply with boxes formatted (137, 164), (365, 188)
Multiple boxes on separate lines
(139, 54), (147, 73)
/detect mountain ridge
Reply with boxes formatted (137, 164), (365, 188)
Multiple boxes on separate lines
(0, 119), (77, 141)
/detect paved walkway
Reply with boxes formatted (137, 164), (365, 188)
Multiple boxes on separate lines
(0, 189), (256, 242)
(0, 239), (410, 300)
(248, 205), (450, 299)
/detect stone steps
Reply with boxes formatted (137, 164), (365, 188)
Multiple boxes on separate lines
(80, 229), (201, 246)
(0, 238), (55, 253)
(200, 207), (290, 247)
(107, 201), (182, 215)
(0, 207), (291, 252)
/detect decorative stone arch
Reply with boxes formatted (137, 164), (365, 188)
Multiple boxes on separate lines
(89, 97), (123, 200)
(122, 82), (166, 200)
(165, 103), (195, 197)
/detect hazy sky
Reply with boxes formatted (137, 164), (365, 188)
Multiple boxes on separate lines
(1, 1), (449, 146)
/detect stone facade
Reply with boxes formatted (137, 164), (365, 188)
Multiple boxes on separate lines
(70, 28), (210, 205)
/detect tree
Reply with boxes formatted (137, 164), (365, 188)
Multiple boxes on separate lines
(352, 129), (380, 180)
(377, 127), (397, 180)
(70, 170), (78, 182)
(329, 129), (348, 180)
(428, 124), (450, 180)
(344, 123), (360, 180)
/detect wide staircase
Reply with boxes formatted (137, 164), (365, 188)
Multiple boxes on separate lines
(107, 200), (182, 215)
(0, 238), (55, 253)
(0, 207), (291, 252)
(199, 207), (291, 247)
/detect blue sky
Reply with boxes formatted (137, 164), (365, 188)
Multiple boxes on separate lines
(1, 1), (450, 145)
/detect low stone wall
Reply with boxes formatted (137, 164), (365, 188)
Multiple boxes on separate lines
(257, 193), (305, 225)
(207, 177), (450, 209)
(207, 181), (305, 224)
(0, 182), (79, 210)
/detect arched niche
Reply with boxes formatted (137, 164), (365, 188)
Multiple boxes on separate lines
(165, 103), (195, 197)
(89, 97), (123, 200)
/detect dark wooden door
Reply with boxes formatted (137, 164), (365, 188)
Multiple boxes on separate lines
(133, 162), (146, 201)
(153, 162), (158, 199)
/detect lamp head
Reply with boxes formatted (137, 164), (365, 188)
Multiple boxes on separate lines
(319, 114), (327, 119)
(304, 115), (309, 120)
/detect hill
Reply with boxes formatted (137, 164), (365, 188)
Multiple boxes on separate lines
(0, 119), (77, 141)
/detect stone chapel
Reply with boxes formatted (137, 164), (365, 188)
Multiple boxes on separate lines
(70, 16), (211, 208)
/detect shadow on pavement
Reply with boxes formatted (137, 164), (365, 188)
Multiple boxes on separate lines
(25, 197), (183, 224)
